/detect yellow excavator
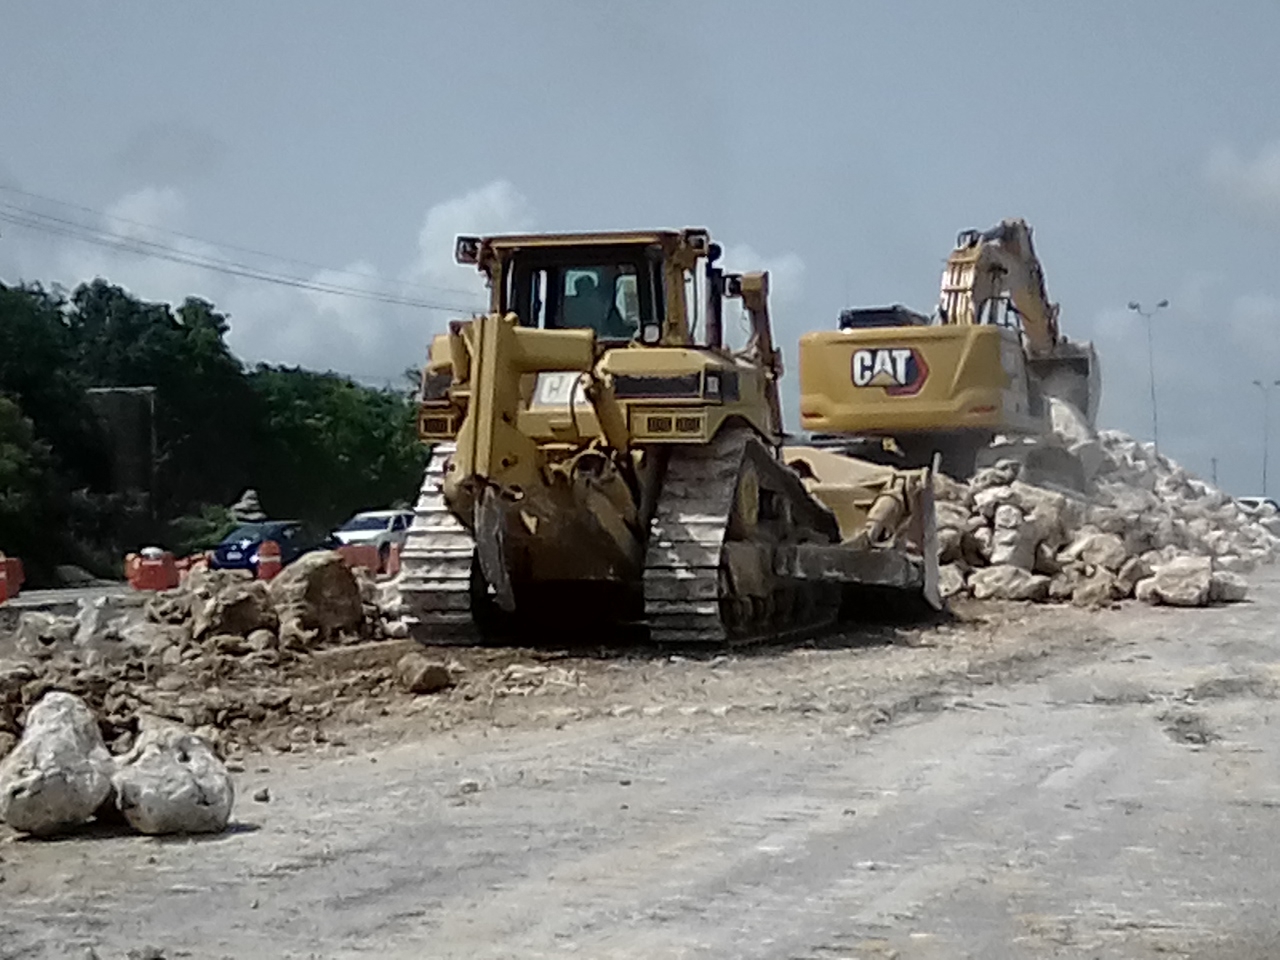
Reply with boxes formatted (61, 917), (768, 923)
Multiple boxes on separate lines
(400, 228), (939, 643)
(798, 218), (1099, 481)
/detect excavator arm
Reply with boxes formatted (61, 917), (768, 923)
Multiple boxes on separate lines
(938, 216), (1100, 428)
(939, 218), (1062, 358)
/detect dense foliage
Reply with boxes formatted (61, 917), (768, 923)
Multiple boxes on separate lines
(0, 280), (428, 583)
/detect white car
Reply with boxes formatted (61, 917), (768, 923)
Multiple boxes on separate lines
(1237, 496), (1279, 514)
(330, 509), (414, 562)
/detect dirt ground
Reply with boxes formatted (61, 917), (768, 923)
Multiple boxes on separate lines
(1, 585), (1105, 762)
(3, 576), (1279, 958)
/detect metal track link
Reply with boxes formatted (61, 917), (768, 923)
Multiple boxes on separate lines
(398, 442), (478, 642)
(643, 429), (748, 644)
(644, 426), (844, 646)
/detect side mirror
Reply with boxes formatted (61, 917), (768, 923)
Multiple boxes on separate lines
(682, 228), (711, 254)
(455, 236), (481, 265)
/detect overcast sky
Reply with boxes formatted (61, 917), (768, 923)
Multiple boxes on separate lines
(3, 1), (1280, 494)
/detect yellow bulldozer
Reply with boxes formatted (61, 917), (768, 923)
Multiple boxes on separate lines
(400, 227), (940, 643)
(798, 218), (1099, 482)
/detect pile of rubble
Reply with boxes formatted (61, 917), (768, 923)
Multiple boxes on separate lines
(937, 415), (1278, 607)
(0, 551), (428, 767)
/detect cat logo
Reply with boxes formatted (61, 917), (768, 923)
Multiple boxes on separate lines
(851, 347), (929, 396)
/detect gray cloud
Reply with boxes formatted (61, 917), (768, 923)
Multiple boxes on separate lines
(1206, 141), (1280, 218)
(113, 121), (228, 185)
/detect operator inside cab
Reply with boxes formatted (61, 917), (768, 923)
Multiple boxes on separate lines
(504, 249), (659, 343)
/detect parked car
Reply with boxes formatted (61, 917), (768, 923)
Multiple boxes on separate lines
(1236, 496), (1280, 513)
(329, 509), (415, 563)
(209, 520), (315, 574)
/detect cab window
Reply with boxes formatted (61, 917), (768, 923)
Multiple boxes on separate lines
(503, 246), (664, 342)
(560, 265), (640, 339)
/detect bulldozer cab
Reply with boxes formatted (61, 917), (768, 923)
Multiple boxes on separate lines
(503, 247), (654, 343)
(454, 229), (716, 349)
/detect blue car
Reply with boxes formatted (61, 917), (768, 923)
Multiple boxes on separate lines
(209, 521), (313, 574)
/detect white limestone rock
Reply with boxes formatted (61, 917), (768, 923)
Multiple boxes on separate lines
(937, 527), (964, 565)
(1209, 570), (1248, 604)
(1072, 570), (1118, 608)
(0, 692), (115, 836)
(990, 525), (1038, 570)
(112, 718), (235, 835)
(969, 565), (1050, 601)
(973, 485), (1018, 520)
(1060, 531), (1129, 572)
(1149, 556), (1214, 607)
(1115, 555), (1153, 597)
(938, 563), (967, 600)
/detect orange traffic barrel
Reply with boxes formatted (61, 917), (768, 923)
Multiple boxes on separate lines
(257, 540), (282, 580)
(6, 556), (24, 595)
(125, 552), (144, 589)
(137, 548), (179, 591)
(177, 552), (211, 583)
(337, 543), (379, 572)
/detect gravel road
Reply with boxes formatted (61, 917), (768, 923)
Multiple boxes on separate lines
(4, 573), (1280, 959)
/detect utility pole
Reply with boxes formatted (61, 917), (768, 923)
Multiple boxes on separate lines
(1253, 379), (1280, 496)
(1211, 457), (1218, 486)
(1127, 299), (1169, 452)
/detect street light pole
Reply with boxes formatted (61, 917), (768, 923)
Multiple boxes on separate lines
(1252, 379), (1280, 497)
(1128, 299), (1169, 453)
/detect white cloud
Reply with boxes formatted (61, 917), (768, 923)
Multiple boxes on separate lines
(714, 243), (807, 357)
(1230, 293), (1280, 333)
(1207, 141), (1280, 216)
(105, 186), (186, 234)
(407, 179), (534, 298)
(0, 185), (817, 386)
(720, 243), (805, 307)
(0, 180), (532, 384)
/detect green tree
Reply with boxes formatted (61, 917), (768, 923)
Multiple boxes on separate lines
(0, 277), (431, 577)
(248, 365), (427, 527)
(0, 283), (109, 490)
(68, 281), (258, 511)
(0, 395), (56, 568)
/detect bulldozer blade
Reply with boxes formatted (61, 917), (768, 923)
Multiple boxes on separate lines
(475, 485), (516, 613)
(774, 543), (928, 591)
(919, 459), (942, 610)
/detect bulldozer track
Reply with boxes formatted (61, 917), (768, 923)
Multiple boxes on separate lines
(644, 426), (840, 645)
(643, 430), (747, 644)
(399, 442), (478, 641)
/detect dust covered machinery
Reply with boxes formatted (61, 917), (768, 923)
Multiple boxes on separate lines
(400, 228), (939, 643)
(798, 218), (1100, 482)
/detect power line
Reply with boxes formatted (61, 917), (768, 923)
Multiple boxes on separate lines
(0, 182), (483, 302)
(0, 203), (483, 312)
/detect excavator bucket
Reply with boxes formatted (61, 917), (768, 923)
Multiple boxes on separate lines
(1026, 339), (1101, 429)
